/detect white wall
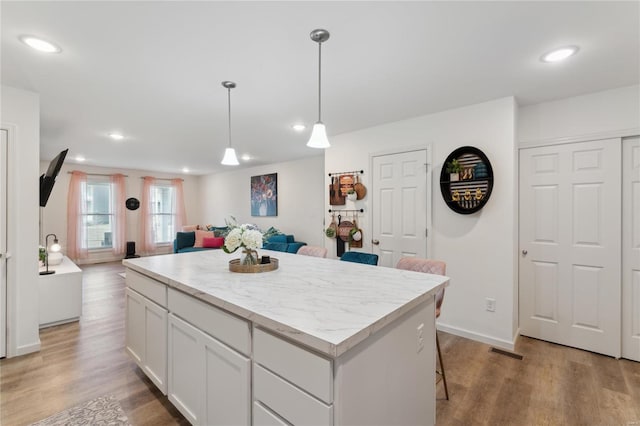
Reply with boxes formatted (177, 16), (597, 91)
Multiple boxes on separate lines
(518, 85), (640, 144)
(199, 155), (325, 247)
(1, 85), (41, 356)
(326, 97), (518, 348)
(40, 163), (202, 263)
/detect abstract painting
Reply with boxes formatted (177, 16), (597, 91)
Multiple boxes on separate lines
(251, 173), (277, 216)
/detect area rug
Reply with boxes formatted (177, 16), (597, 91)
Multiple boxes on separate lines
(118, 272), (126, 279)
(30, 395), (130, 426)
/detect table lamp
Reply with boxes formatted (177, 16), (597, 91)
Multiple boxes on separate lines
(40, 233), (61, 275)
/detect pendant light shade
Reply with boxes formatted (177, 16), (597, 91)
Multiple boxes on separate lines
(221, 81), (239, 166)
(221, 147), (239, 165)
(307, 122), (329, 149)
(307, 29), (331, 149)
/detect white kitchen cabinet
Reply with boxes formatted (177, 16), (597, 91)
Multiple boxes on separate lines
(125, 288), (168, 394)
(125, 272), (168, 395)
(167, 313), (202, 424)
(125, 287), (144, 365)
(168, 313), (251, 426)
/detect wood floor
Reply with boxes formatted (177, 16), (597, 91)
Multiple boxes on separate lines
(1, 261), (639, 425)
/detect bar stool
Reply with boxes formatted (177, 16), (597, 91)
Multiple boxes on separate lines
(396, 257), (449, 400)
(297, 245), (328, 258)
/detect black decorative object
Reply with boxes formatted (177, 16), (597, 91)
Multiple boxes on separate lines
(124, 241), (140, 259)
(440, 146), (494, 214)
(125, 197), (140, 211)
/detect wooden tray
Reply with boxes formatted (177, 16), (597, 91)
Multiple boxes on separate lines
(229, 258), (279, 273)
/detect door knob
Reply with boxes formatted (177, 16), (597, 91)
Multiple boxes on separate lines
(372, 239), (380, 245)
(522, 250), (528, 256)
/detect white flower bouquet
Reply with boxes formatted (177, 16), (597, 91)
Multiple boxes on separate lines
(222, 224), (264, 265)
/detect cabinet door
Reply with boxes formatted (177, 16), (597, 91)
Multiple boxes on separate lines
(202, 331), (250, 426)
(168, 314), (203, 425)
(144, 299), (168, 394)
(125, 288), (144, 365)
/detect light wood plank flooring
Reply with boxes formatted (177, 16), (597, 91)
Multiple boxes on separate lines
(2, 261), (639, 425)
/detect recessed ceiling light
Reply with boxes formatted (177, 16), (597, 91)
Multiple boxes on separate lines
(241, 154), (251, 161)
(19, 35), (61, 53)
(541, 46), (579, 63)
(75, 155), (86, 162)
(291, 123), (306, 132)
(108, 133), (124, 141)
(182, 167), (190, 173)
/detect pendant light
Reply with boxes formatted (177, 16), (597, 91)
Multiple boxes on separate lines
(221, 81), (240, 165)
(307, 29), (331, 149)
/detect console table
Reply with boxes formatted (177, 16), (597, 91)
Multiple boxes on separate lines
(38, 256), (83, 328)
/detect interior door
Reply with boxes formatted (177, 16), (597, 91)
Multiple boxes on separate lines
(519, 138), (621, 358)
(622, 136), (640, 361)
(0, 129), (7, 358)
(372, 149), (428, 268)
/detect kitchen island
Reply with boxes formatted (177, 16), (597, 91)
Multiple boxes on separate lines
(123, 249), (448, 426)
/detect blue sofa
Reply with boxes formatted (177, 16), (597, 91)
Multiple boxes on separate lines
(262, 234), (306, 254)
(173, 230), (225, 253)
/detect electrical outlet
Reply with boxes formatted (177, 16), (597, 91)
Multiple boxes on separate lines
(486, 298), (496, 312)
(416, 323), (424, 353)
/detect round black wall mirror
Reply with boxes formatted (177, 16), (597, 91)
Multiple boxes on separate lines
(126, 197), (140, 211)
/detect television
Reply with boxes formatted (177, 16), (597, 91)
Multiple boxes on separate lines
(39, 149), (68, 207)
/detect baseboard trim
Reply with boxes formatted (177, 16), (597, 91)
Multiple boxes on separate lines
(436, 323), (516, 351)
(512, 327), (521, 348)
(13, 340), (41, 357)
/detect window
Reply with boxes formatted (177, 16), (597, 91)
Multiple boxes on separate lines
(150, 184), (176, 244)
(84, 177), (115, 250)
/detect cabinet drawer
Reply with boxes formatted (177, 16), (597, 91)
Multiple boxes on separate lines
(168, 288), (250, 355)
(127, 269), (167, 307)
(254, 328), (332, 404)
(254, 364), (332, 426)
(253, 401), (288, 426)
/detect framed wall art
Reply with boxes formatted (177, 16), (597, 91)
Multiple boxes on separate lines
(251, 173), (278, 216)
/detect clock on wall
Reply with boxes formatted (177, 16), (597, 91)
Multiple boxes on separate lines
(125, 197), (140, 211)
(440, 146), (494, 214)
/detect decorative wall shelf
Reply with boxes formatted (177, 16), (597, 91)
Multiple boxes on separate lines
(440, 146), (494, 214)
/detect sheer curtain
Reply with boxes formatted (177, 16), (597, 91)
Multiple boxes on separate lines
(111, 173), (126, 256)
(67, 171), (88, 261)
(171, 178), (186, 232)
(140, 176), (156, 254)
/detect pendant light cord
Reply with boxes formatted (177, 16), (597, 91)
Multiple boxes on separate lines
(227, 87), (232, 148)
(318, 42), (322, 123)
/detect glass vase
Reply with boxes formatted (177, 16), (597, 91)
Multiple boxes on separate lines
(240, 248), (259, 266)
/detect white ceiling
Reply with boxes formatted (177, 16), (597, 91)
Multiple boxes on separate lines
(2, 1), (638, 175)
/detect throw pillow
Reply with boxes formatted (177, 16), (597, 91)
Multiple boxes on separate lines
(176, 231), (196, 251)
(194, 230), (214, 248)
(182, 225), (199, 232)
(203, 236), (225, 248)
(212, 226), (230, 237)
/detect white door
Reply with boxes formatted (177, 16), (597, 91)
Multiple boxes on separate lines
(143, 299), (168, 394)
(519, 139), (621, 357)
(0, 129), (7, 358)
(203, 331), (250, 426)
(125, 288), (145, 365)
(372, 149), (429, 268)
(168, 314), (203, 425)
(622, 136), (640, 362)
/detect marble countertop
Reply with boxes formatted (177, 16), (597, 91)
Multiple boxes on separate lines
(123, 250), (448, 357)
